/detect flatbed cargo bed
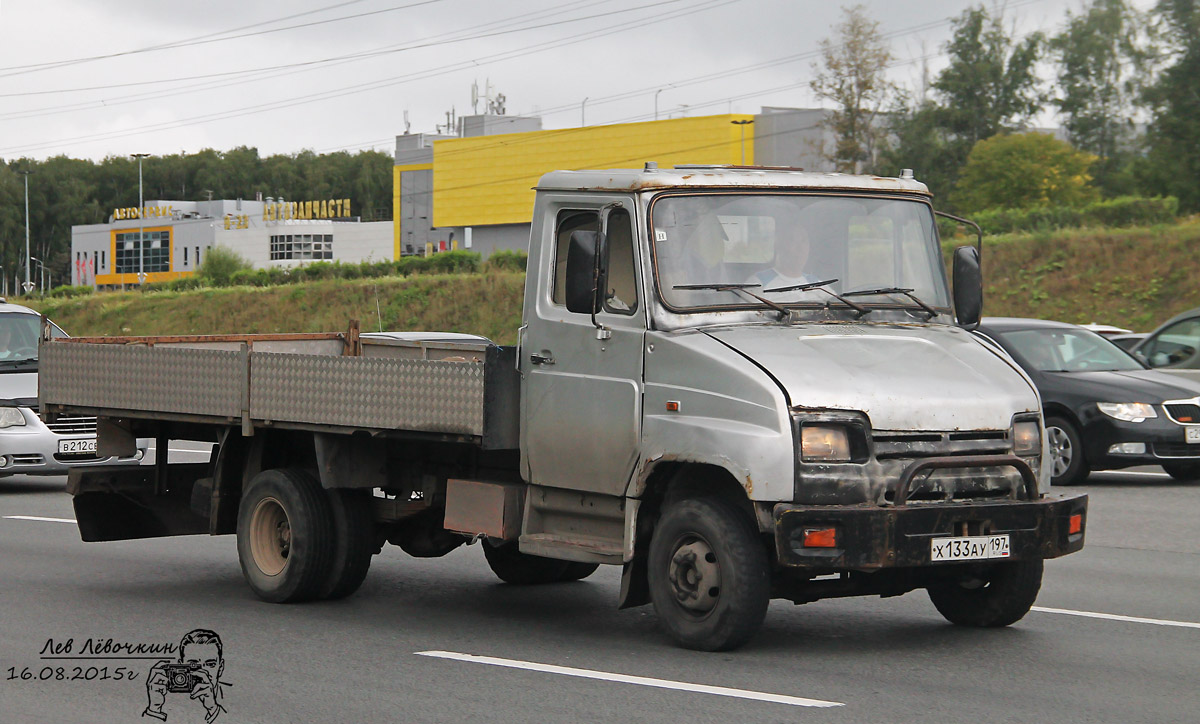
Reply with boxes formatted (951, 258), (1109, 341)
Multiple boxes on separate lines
(38, 326), (520, 447)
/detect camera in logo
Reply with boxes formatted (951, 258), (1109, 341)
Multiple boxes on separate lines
(164, 662), (202, 693)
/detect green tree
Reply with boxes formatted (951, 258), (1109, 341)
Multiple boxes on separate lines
(810, 4), (895, 173)
(1049, 0), (1149, 196)
(1140, 0), (1200, 212)
(951, 132), (1099, 213)
(881, 6), (1045, 202)
(197, 245), (252, 287)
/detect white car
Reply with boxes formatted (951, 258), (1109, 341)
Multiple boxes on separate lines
(0, 302), (145, 477)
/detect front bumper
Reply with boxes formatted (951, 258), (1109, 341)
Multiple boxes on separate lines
(775, 455), (1087, 569)
(1080, 410), (1200, 470)
(0, 408), (145, 476)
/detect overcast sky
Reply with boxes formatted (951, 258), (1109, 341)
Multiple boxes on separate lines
(0, 0), (1155, 162)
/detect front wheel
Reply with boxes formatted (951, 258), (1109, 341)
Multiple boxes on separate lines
(927, 558), (1044, 627)
(1046, 416), (1089, 486)
(647, 497), (770, 651)
(1161, 461), (1200, 481)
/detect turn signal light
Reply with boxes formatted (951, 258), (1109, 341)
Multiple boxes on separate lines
(802, 527), (838, 548)
(1068, 513), (1082, 535)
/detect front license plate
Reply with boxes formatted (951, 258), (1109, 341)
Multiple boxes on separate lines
(1186, 427), (1200, 443)
(58, 438), (97, 454)
(930, 535), (1011, 562)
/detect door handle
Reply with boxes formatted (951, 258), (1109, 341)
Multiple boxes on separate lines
(530, 352), (555, 366)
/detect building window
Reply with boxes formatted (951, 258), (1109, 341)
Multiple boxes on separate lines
(114, 231), (170, 274)
(184, 246), (188, 266)
(196, 247), (201, 267)
(270, 233), (333, 260)
(100, 250), (106, 270)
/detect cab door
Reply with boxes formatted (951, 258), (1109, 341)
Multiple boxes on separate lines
(520, 198), (645, 496)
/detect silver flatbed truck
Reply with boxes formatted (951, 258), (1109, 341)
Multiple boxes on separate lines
(41, 166), (1087, 651)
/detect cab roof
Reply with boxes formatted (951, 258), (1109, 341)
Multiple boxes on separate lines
(536, 166), (932, 196)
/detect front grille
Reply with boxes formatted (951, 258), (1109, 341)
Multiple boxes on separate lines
(872, 430), (1011, 459)
(54, 452), (102, 462)
(1164, 404), (1200, 424)
(1152, 442), (1200, 459)
(10, 454), (44, 465)
(38, 414), (98, 436)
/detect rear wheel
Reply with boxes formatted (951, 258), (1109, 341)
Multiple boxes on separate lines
(1046, 416), (1089, 486)
(927, 558), (1044, 627)
(236, 468), (334, 603)
(318, 489), (376, 600)
(1161, 461), (1200, 481)
(647, 497), (770, 651)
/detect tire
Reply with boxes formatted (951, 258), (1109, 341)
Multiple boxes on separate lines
(483, 540), (572, 584)
(558, 561), (600, 581)
(1046, 416), (1089, 486)
(647, 497), (770, 651)
(318, 489), (376, 600)
(1161, 461), (1200, 481)
(927, 558), (1044, 627)
(236, 468), (334, 603)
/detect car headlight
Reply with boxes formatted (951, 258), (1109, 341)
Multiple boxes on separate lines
(800, 425), (852, 462)
(1097, 402), (1157, 423)
(0, 407), (26, 428)
(1012, 420), (1040, 455)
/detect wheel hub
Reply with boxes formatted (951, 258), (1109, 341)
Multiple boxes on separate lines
(1047, 425), (1072, 477)
(249, 497), (290, 577)
(668, 539), (721, 614)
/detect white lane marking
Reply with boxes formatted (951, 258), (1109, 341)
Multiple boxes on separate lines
(415, 650), (843, 708)
(4, 515), (76, 524)
(1033, 606), (1200, 629)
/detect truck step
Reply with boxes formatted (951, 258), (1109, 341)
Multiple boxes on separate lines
(519, 533), (623, 565)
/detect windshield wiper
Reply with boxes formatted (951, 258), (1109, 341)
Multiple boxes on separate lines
(673, 283), (791, 320)
(0, 358), (38, 368)
(762, 278), (869, 317)
(842, 287), (939, 319)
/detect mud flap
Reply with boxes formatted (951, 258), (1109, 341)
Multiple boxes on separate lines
(67, 464), (212, 542)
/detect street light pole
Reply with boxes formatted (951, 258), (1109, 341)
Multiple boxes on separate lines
(17, 169), (32, 294)
(131, 153), (150, 284)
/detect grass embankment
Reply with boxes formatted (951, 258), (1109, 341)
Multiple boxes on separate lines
(31, 272), (527, 345)
(26, 218), (1200, 339)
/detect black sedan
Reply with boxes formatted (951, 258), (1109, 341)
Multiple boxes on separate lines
(976, 318), (1200, 485)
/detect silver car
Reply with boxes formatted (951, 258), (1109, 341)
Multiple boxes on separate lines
(0, 302), (145, 477)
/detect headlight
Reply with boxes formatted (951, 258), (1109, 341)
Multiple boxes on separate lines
(1012, 420), (1040, 455)
(0, 407), (26, 428)
(800, 425), (851, 462)
(1097, 402), (1157, 423)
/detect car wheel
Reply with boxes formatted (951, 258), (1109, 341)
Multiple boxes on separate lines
(1161, 461), (1200, 481)
(1045, 416), (1089, 486)
(236, 468), (334, 603)
(927, 558), (1044, 627)
(647, 497), (770, 651)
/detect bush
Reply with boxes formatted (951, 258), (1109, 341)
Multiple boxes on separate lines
(198, 246), (252, 287)
(967, 196), (1179, 235)
(426, 250), (480, 274)
(485, 249), (528, 272)
(44, 285), (94, 299)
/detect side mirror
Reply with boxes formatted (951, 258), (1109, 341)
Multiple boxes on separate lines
(565, 230), (607, 315)
(952, 245), (982, 330)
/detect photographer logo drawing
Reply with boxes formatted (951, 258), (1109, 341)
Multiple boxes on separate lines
(144, 629), (227, 723)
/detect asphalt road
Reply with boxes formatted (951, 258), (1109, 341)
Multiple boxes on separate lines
(2, 466), (1197, 724)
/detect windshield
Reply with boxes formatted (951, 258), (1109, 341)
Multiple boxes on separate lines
(999, 327), (1144, 372)
(0, 313), (56, 363)
(650, 193), (949, 312)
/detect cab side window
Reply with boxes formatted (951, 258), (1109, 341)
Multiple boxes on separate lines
(552, 210), (598, 306)
(603, 208), (638, 315)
